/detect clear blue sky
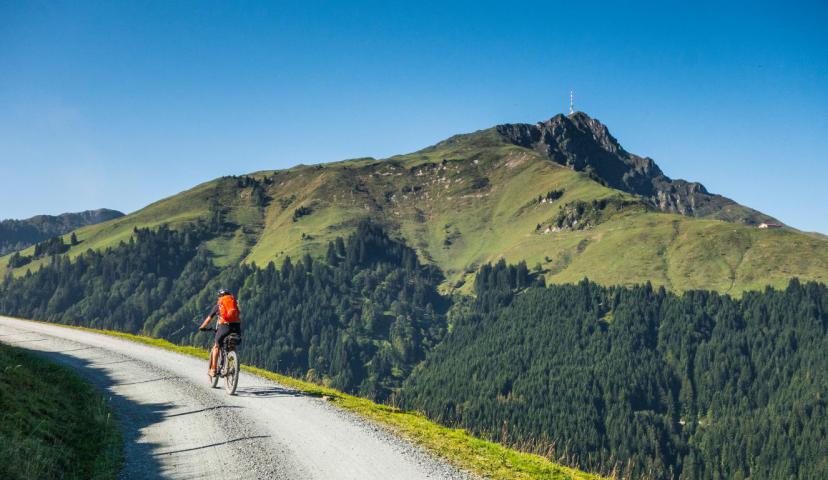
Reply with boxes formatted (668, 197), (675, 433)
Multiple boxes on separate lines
(2, 1), (826, 232)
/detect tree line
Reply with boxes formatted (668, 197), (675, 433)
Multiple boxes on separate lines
(400, 260), (827, 479)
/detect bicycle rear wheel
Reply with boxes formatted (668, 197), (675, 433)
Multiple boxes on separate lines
(224, 350), (239, 395)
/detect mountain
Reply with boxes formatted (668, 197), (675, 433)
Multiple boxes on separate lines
(497, 112), (777, 224)
(2, 113), (826, 294)
(0, 209), (124, 256)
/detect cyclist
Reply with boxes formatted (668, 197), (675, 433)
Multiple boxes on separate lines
(199, 289), (241, 377)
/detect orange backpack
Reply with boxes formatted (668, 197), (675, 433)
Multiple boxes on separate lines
(218, 294), (240, 323)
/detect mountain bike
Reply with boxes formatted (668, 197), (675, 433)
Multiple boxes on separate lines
(200, 328), (241, 395)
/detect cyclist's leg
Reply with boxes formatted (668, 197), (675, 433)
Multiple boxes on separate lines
(211, 324), (229, 374)
(209, 344), (219, 375)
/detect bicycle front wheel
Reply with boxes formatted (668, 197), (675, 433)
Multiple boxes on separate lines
(224, 351), (239, 395)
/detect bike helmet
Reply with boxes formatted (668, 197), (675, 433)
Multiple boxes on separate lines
(217, 289), (231, 297)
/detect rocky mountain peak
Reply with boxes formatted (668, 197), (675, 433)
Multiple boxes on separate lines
(495, 112), (776, 225)
(562, 112), (624, 154)
(496, 113), (662, 194)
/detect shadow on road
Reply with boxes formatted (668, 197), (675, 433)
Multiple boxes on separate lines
(6, 338), (47, 343)
(51, 346), (94, 354)
(156, 435), (271, 455)
(89, 359), (135, 367)
(119, 375), (182, 386)
(165, 405), (243, 418)
(234, 385), (313, 398)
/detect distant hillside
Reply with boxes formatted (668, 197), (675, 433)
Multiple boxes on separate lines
(2, 113), (826, 294)
(0, 209), (124, 255)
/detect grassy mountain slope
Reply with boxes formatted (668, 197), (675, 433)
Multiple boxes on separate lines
(3, 116), (827, 295)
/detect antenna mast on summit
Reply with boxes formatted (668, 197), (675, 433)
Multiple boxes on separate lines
(569, 90), (575, 115)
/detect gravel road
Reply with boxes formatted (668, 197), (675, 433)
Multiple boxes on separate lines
(0, 316), (471, 480)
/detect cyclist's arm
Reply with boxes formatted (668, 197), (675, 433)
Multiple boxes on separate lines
(199, 305), (219, 330)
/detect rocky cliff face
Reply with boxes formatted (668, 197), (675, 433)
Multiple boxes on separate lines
(496, 112), (777, 224)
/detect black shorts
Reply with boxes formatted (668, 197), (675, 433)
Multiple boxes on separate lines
(215, 322), (241, 347)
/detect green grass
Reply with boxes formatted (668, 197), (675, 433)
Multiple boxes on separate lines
(35, 320), (603, 480)
(0, 342), (122, 480)
(544, 212), (828, 294)
(203, 231), (251, 267)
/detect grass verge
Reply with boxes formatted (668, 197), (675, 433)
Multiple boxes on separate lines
(49, 321), (602, 480)
(0, 342), (122, 480)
